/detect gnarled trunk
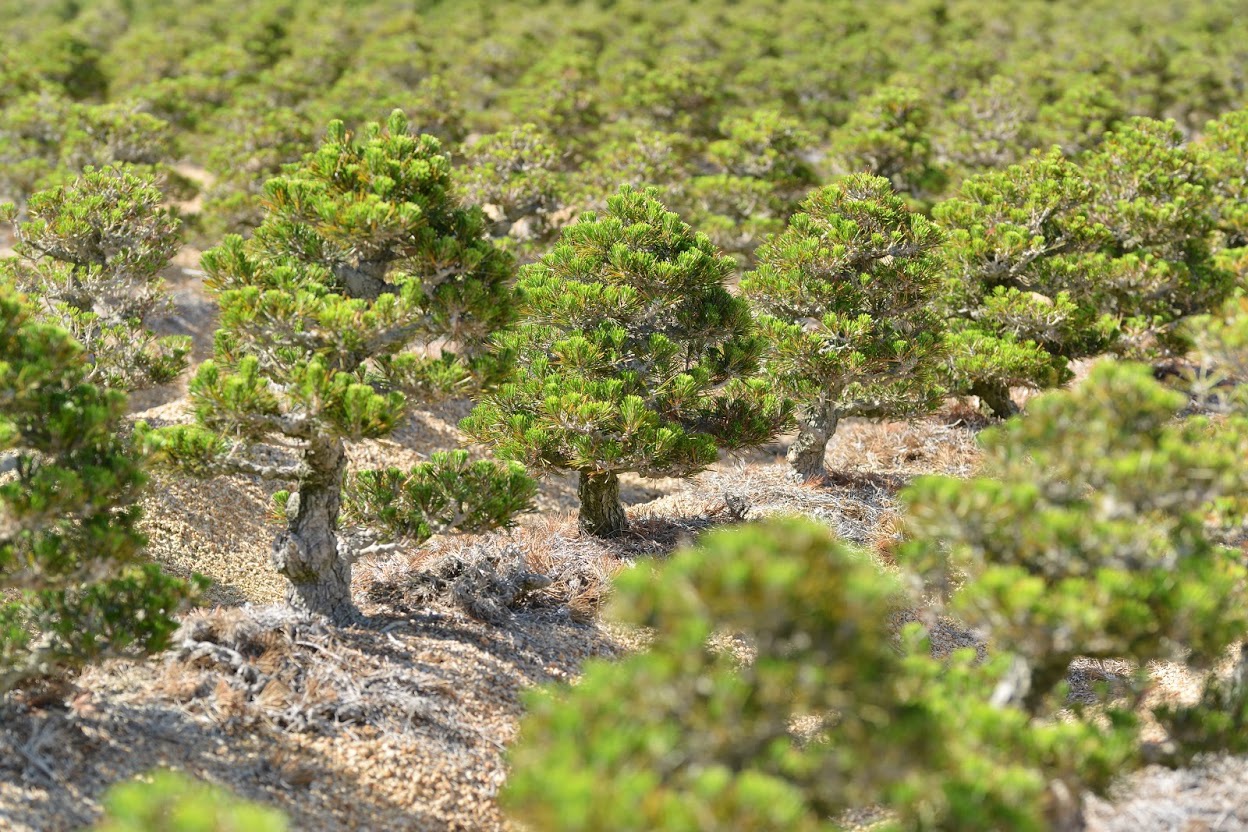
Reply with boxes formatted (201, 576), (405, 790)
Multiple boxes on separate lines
(787, 400), (839, 481)
(578, 470), (627, 537)
(271, 437), (355, 622)
(972, 380), (1019, 419)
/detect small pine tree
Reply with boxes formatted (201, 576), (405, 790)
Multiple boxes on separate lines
(740, 174), (946, 480)
(1198, 106), (1248, 250)
(0, 286), (201, 693)
(1080, 117), (1234, 358)
(831, 85), (948, 203)
(932, 148), (1109, 416)
(901, 362), (1248, 713)
(1, 165), (191, 392)
(504, 518), (1137, 831)
(457, 123), (567, 260)
(151, 113), (530, 622)
(462, 186), (790, 536)
(680, 109), (817, 263)
(94, 770), (287, 832)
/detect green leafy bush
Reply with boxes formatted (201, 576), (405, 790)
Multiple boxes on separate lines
(741, 174), (946, 479)
(150, 112), (529, 621)
(0, 286), (201, 693)
(901, 362), (1248, 712)
(503, 518), (1140, 830)
(463, 185), (789, 536)
(94, 770), (287, 832)
(1, 166), (190, 391)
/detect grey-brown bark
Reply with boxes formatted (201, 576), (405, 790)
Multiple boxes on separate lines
(787, 400), (839, 481)
(578, 470), (627, 537)
(271, 437), (356, 622)
(972, 380), (1020, 419)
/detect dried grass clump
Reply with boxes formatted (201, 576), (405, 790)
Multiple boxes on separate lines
(163, 607), (445, 736)
(359, 511), (711, 625)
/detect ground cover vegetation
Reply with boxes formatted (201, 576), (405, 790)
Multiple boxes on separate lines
(1, 0), (1248, 828)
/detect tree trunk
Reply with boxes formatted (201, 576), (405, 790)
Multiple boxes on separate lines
(578, 471), (627, 537)
(271, 437), (356, 622)
(787, 401), (839, 481)
(972, 380), (1019, 419)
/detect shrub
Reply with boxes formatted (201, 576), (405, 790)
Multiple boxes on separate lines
(0, 286), (200, 693)
(900, 362), (1248, 713)
(94, 770), (287, 832)
(741, 174), (946, 479)
(1, 165), (190, 391)
(456, 123), (567, 260)
(830, 85), (947, 204)
(1080, 117), (1234, 358)
(150, 112), (530, 621)
(462, 185), (789, 536)
(932, 149), (1109, 416)
(503, 518), (1138, 831)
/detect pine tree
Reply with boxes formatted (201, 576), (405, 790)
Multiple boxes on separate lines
(740, 174), (946, 480)
(457, 123), (567, 260)
(0, 285), (201, 693)
(830, 85), (947, 204)
(462, 185), (789, 537)
(503, 518), (1137, 831)
(932, 149), (1110, 416)
(1, 165), (190, 392)
(150, 112), (530, 622)
(1081, 117), (1234, 358)
(901, 362), (1248, 713)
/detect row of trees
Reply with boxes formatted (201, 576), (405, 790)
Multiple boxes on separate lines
(3, 107), (1244, 628)
(3, 0), (1247, 263)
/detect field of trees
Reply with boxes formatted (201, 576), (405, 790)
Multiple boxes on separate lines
(2, 0), (1248, 828)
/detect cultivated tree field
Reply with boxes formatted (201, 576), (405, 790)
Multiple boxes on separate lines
(2, 0), (1248, 829)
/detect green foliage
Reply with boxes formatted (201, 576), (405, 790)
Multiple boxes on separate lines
(504, 519), (915, 831)
(196, 98), (318, 241)
(0, 286), (201, 693)
(1197, 106), (1248, 248)
(156, 112), (522, 619)
(680, 109), (817, 262)
(831, 86), (947, 204)
(463, 185), (789, 535)
(933, 121), (1232, 414)
(741, 174), (946, 478)
(0, 94), (188, 208)
(504, 518), (1139, 831)
(94, 770), (287, 832)
(1081, 117), (1234, 356)
(343, 450), (535, 543)
(456, 123), (567, 260)
(1, 165), (190, 391)
(901, 362), (1248, 712)
(933, 149), (1107, 412)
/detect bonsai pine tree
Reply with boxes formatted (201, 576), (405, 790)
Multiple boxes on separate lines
(462, 186), (789, 537)
(0, 165), (190, 391)
(740, 174), (946, 481)
(932, 149), (1111, 416)
(901, 362), (1248, 713)
(0, 286), (200, 693)
(680, 109), (817, 263)
(1198, 106), (1248, 249)
(1080, 117), (1235, 358)
(830, 85), (948, 204)
(504, 518), (1136, 831)
(152, 112), (531, 621)
(457, 123), (568, 260)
